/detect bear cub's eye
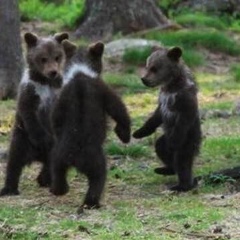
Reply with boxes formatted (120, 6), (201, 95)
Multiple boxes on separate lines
(55, 55), (61, 62)
(150, 66), (157, 73)
(41, 57), (48, 64)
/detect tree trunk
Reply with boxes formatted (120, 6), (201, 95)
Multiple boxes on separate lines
(75, 0), (171, 40)
(0, 0), (23, 100)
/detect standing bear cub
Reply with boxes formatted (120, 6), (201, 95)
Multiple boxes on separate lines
(50, 41), (131, 210)
(0, 32), (69, 196)
(133, 47), (201, 192)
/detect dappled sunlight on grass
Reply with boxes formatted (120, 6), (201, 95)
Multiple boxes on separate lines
(124, 91), (158, 117)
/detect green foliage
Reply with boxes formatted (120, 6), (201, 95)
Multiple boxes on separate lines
(229, 19), (240, 32)
(122, 46), (205, 68)
(202, 101), (233, 111)
(105, 142), (150, 158)
(182, 49), (205, 68)
(19, 0), (85, 28)
(199, 136), (240, 175)
(204, 174), (236, 186)
(104, 73), (146, 93)
(196, 72), (240, 96)
(122, 46), (152, 65)
(230, 64), (240, 82)
(174, 12), (227, 30)
(174, 11), (240, 32)
(146, 29), (240, 56)
(157, 0), (181, 15)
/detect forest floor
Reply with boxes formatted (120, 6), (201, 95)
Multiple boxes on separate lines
(1, 21), (240, 239)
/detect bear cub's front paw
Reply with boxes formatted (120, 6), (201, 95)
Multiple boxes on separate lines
(114, 125), (130, 143)
(132, 128), (145, 139)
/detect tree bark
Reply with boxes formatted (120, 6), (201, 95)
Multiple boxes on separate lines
(0, 0), (23, 100)
(75, 0), (171, 40)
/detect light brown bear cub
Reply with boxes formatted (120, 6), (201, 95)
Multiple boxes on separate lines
(133, 47), (201, 192)
(0, 32), (69, 196)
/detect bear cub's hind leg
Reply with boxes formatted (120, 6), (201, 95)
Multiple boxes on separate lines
(170, 150), (197, 192)
(154, 135), (175, 176)
(50, 157), (69, 196)
(80, 149), (106, 210)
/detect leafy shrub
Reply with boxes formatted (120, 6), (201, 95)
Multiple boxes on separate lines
(122, 46), (205, 68)
(230, 64), (240, 82)
(146, 29), (240, 56)
(122, 47), (152, 65)
(19, 0), (85, 28)
(182, 49), (205, 68)
(204, 174), (236, 185)
(174, 12), (227, 30)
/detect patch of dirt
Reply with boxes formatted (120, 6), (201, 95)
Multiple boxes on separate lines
(202, 193), (240, 239)
(21, 21), (64, 37)
(199, 49), (240, 74)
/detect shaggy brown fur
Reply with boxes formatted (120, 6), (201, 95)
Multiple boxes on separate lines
(50, 41), (131, 210)
(0, 32), (69, 196)
(133, 47), (201, 192)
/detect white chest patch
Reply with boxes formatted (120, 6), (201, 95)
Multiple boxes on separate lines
(20, 69), (55, 108)
(63, 63), (98, 85)
(159, 92), (177, 118)
(33, 82), (54, 108)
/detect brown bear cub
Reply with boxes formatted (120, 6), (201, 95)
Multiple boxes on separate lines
(133, 47), (201, 192)
(50, 41), (131, 210)
(0, 32), (69, 196)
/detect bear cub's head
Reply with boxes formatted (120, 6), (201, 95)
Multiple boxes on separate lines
(24, 32), (69, 87)
(141, 47), (183, 88)
(62, 40), (104, 78)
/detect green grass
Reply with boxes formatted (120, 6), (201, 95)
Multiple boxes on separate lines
(198, 135), (240, 177)
(104, 73), (146, 94)
(105, 142), (150, 158)
(122, 46), (152, 65)
(230, 64), (240, 82)
(201, 101), (233, 111)
(123, 28), (240, 67)
(182, 49), (205, 68)
(229, 18), (240, 32)
(174, 12), (227, 30)
(122, 46), (205, 68)
(19, 0), (85, 28)
(146, 29), (240, 56)
(196, 72), (240, 96)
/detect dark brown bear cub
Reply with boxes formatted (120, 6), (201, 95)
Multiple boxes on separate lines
(133, 47), (201, 192)
(50, 41), (131, 210)
(0, 32), (68, 196)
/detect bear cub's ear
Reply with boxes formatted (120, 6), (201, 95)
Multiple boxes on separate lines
(54, 32), (69, 44)
(89, 42), (104, 57)
(62, 40), (77, 59)
(24, 32), (38, 48)
(167, 47), (182, 61)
